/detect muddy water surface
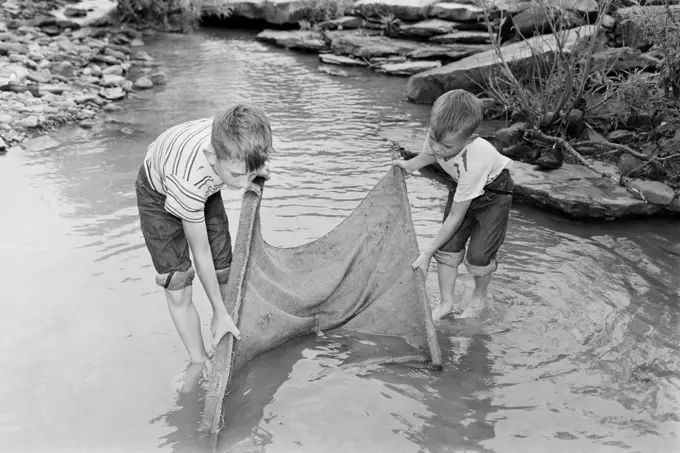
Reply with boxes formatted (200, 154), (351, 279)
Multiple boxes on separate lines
(1, 27), (678, 453)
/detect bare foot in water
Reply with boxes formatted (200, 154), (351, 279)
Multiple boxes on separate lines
(180, 362), (206, 394)
(433, 301), (455, 320)
(458, 294), (487, 319)
(210, 311), (241, 348)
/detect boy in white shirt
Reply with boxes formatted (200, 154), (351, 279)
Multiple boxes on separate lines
(392, 89), (514, 320)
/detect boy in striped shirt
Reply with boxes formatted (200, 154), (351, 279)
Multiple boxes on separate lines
(135, 104), (272, 364)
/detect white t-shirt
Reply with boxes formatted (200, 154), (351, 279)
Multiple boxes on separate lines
(423, 136), (512, 202)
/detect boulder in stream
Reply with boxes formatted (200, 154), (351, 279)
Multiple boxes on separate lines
(133, 76), (153, 90)
(667, 195), (680, 213)
(330, 33), (422, 58)
(354, 0), (441, 21)
(407, 25), (598, 103)
(407, 44), (490, 60)
(21, 134), (60, 152)
(319, 53), (369, 66)
(430, 3), (485, 22)
(377, 60), (442, 75)
(99, 86), (125, 101)
(429, 30), (490, 44)
(628, 180), (676, 206)
(398, 19), (459, 38)
(256, 29), (328, 52)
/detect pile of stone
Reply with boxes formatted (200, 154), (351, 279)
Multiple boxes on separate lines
(0, 1), (166, 153)
(243, 0), (606, 77)
(246, 0), (514, 76)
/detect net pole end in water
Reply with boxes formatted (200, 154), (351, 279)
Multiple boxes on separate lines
(198, 177), (265, 434)
(389, 148), (444, 371)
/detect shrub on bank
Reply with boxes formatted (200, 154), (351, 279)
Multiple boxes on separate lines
(304, 0), (354, 23)
(117, 0), (354, 31)
(116, 0), (233, 32)
(479, 0), (680, 190)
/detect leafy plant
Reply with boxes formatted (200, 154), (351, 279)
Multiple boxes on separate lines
(379, 13), (400, 37)
(305, 0), (354, 23)
(475, 0), (614, 133)
(117, 0), (233, 32)
(623, 1), (680, 98)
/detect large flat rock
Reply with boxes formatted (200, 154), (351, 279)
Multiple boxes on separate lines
(52, 0), (118, 26)
(406, 25), (597, 103)
(398, 18), (459, 38)
(260, 29), (471, 62)
(377, 60), (442, 75)
(330, 33), (423, 58)
(430, 2), (485, 22)
(379, 126), (663, 219)
(256, 29), (328, 51)
(201, 0), (537, 25)
(429, 30), (490, 44)
(353, 0), (440, 21)
(319, 53), (369, 66)
(407, 43), (490, 60)
(353, 0), (536, 22)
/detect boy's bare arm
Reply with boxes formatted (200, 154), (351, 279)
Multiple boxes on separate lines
(183, 220), (231, 315)
(425, 200), (471, 255)
(412, 199), (472, 272)
(392, 151), (437, 175)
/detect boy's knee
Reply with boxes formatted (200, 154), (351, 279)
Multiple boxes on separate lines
(155, 268), (196, 291)
(434, 249), (465, 268)
(216, 266), (230, 285)
(464, 257), (497, 277)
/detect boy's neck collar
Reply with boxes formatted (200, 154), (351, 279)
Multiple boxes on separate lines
(439, 134), (478, 161)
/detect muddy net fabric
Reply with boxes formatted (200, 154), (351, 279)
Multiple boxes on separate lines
(200, 153), (443, 434)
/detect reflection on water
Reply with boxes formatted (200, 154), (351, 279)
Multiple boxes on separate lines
(0, 27), (678, 453)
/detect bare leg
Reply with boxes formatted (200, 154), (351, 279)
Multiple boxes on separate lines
(433, 263), (459, 320)
(164, 286), (209, 364)
(459, 274), (491, 319)
(179, 362), (206, 394)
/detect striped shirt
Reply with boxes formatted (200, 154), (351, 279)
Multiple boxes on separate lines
(143, 118), (225, 223)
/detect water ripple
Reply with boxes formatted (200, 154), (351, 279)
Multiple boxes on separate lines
(0, 27), (677, 453)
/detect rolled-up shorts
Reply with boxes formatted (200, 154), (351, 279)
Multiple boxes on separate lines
(135, 165), (232, 290)
(434, 169), (514, 277)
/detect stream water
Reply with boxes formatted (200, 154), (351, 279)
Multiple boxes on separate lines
(1, 27), (678, 453)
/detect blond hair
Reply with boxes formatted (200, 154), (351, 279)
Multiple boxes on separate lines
(429, 89), (482, 141)
(211, 103), (272, 172)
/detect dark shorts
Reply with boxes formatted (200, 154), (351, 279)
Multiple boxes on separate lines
(434, 169), (514, 276)
(135, 165), (232, 288)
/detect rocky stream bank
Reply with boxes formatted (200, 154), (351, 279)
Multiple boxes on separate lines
(2, 0), (678, 219)
(0, 0), (167, 152)
(212, 0), (680, 219)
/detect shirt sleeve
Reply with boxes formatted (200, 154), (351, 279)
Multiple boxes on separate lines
(163, 174), (207, 223)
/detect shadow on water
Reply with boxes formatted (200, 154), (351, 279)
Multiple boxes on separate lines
(217, 328), (498, 453)
(153, 325), (498, 453)
(152, 336), (308, 453)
